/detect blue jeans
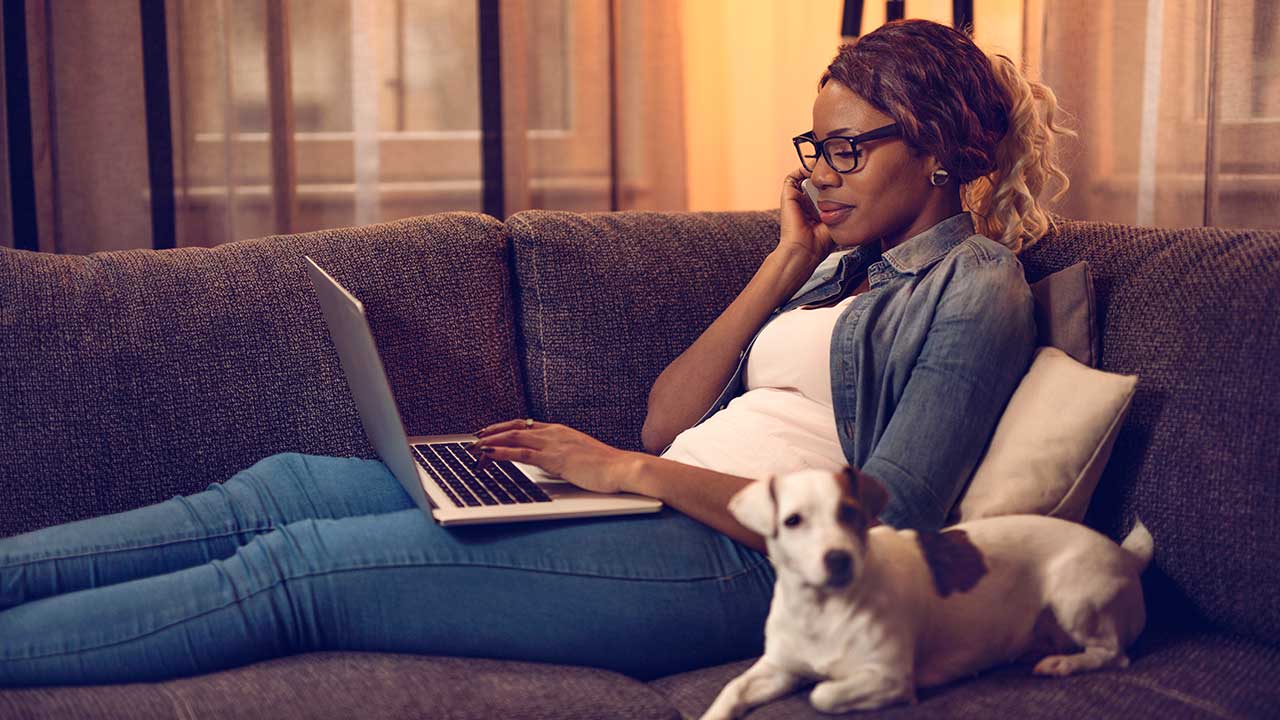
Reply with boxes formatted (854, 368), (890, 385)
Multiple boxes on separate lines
(0, 453), (775, 687)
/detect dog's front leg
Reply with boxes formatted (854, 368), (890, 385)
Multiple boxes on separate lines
(698, 657), (804, 720)
(809, 664), (914, 714)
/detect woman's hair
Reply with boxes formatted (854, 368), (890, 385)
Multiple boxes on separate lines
(819, 19), (1077, 253)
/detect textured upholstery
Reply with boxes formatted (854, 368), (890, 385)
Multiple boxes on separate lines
(506, 209), (781, 452)
(1017, 216), (1280, 644)
(651, 628), (1280, 719)
(0, 652), (680, 720)
(0, 213), (526, 538)
(2, 209), (1277, 719)
(508, 208), (1280, 644)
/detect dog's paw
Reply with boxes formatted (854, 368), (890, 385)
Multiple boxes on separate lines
(809, 678), (908, 713)
(1033, 649), (1130, 677)
(809, 682), (850, 713)
(1033, 655), (1076, 677)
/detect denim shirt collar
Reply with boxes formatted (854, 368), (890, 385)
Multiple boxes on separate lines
(782, 211), (976, 311)
(804, 211), (973, 298)
(878, 211), (976, 277)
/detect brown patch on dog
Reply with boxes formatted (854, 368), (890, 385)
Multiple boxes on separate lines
(837, 466), (889, 520)
(835, 499), (869, 539)
(833, 467), (891, 540)
(916, 529), (988, 597)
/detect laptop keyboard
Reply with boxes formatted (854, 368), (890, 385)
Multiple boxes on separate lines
(411, 442), (552, 507)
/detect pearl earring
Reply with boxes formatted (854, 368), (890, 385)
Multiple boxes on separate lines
(929, 169), (951, 187)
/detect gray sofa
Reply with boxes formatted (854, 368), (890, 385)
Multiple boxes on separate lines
(1, 209), (1277, 719)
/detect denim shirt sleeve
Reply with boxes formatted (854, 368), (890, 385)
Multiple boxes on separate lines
(863, 254), (1037, 530)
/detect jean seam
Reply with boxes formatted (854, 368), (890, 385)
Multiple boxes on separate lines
(874, 455), (946, 510)
(2, 555), (775, 661)
(0, 526), (277, 569)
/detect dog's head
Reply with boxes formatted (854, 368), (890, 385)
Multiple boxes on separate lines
(729, 466), (888, 590)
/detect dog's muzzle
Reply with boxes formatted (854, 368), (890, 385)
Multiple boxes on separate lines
(824, 549), (854, 587)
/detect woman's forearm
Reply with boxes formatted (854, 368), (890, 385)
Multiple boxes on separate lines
(640, 248), (823, 455)
(624, 454), (767, 554)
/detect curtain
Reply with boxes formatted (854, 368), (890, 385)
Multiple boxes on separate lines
(679, 0), (1026, 213)
(1026, 0), (1279, 229)
(2, 0), (687, 253)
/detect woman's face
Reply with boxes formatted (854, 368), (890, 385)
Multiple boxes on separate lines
(807, 81), (955, 252)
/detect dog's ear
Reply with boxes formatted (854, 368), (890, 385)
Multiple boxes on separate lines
(841, 466), (889, 521)
(728, 476), (779, 537)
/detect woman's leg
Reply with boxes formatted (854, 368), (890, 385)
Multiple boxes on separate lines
(0, 453), (414, 611)
(0, 502), (775, 687)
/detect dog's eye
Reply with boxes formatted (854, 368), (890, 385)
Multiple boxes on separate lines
(837, 501), (866, 527)
(783, 513), (803, 528)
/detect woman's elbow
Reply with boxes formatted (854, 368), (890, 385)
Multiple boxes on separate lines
(639, 418), (667, 456)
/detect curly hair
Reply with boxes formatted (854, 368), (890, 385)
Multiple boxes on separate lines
(819, 19), (1077, 253)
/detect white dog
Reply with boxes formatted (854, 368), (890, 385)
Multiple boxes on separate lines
(700, 466), (1153, 718)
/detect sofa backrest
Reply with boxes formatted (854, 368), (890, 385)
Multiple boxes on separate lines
(0, 213), (526, 537)
(4, 206), (1277, 647)
(511, 208), (1280, 646)
(1012, 216), (1280, 645)
(505, 210), (781, 451)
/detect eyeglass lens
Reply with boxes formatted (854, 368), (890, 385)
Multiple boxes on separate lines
(799, 137), (859, 173)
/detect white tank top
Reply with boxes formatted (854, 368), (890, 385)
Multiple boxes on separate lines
(659, 293), (860, 480)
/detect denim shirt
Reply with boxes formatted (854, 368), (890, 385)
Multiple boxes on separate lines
(665, 211), (1036, 531)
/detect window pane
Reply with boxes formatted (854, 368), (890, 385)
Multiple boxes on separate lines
(401, 0), (479, 131)
(526, 0), (570, 131)
(289, 0), (353, 132)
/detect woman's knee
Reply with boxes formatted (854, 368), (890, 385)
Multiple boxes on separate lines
(231, 453), (349, 488)
(225, 452), (412, 518)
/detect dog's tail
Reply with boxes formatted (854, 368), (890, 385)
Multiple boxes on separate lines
(1120, 517), (1154, 572)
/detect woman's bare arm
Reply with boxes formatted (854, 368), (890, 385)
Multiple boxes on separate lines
(640, 246), (823, 454)
(471, 421), (768, 552)
(627, 455), (766, 553)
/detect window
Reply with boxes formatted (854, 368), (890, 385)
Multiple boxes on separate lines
(171, 0), (613, 246)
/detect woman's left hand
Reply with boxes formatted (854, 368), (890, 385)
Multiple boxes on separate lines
(471, 420), (646, 495)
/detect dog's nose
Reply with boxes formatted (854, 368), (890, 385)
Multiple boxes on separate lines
(824, 550), (852, 579)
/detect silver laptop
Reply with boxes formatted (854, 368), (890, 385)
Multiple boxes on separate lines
(303, 256), (663, 526)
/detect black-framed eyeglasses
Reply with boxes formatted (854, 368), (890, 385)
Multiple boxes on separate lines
(792, 123), (901, 173)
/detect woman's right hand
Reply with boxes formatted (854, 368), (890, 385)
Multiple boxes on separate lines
(776, 167), (836, 265)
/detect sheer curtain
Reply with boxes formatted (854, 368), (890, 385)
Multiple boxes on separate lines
(1027, 0), (1279, 229)
(170, 0), (688, 248)
(3, 0), (687, 253)
(679, 0), (1027, 213)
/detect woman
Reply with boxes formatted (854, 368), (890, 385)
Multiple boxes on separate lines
(0, 19), (1074, 686)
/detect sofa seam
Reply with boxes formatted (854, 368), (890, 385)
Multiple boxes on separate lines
(525, 220), (552, 414)
(1109, 674), (1242, 720)
(504, 214), (548, 415)
(156, 683), (198, 720)
(498, 221), (534, 417)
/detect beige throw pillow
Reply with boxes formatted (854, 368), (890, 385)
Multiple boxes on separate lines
(951, 346), (1138, 524)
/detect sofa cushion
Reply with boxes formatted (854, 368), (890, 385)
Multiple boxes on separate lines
(952, 346), (1138, 523)
(0, 652), (680, 720)
(506, 210), (780, 451)
(1018, 217), (1280, 644)
(650, 629), (1280, 719)
(1029, 260), (1099, 366)
(0, 213), (526, 537)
